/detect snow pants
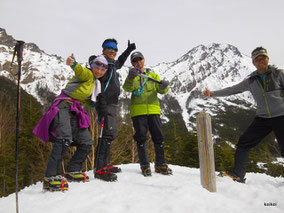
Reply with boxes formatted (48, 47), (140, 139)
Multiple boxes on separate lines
(132, 114), (166, 167)
(95, 104), (118, 170)
(233, 115), (284, 179)
(45, 101), (93, 177)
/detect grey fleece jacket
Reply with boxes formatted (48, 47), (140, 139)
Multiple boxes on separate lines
(211, 65), (284, 118)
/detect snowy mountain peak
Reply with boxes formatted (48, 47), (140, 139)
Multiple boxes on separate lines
(0, 28), (15, 48)
(0, 28), (73, 105)
(149, 43), (256, 129)
(0, 27), (256, 130)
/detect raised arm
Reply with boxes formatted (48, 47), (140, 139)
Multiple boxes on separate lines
(116, 40), (136, 69)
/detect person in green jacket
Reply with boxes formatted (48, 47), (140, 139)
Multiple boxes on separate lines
(123, 51), (172, 177)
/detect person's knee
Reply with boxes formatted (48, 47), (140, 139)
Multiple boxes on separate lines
(134, 134), (147, 143)
(137, 141), (146, 148)
(77, 144), (92, 154)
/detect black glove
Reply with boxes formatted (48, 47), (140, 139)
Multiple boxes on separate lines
(97, 94), (108, 116)
(128, 68), (138, 80)
(159, 80), (169, 90)
(127, 40), (136, 52)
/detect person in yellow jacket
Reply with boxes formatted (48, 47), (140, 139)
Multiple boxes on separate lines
(123, 51), (172, 176)
(35, 54), (108, 191)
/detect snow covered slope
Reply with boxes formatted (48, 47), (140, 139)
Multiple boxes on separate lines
(0, 164), (283, 213)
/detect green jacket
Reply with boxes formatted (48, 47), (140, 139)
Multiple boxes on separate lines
(63, 63), (94, 106)
(123, 68), (169, 117)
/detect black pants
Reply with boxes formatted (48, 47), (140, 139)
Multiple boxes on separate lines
(45, 141), (92, 176)
(233, 116), (284, 179)
(95, 138), (111, 170)
(101, 104), (118, 141)
(132, 114), (166, 167)
(94, 104), (118, 170)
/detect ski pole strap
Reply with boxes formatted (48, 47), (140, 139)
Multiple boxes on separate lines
(137, 68), (143, 88)
(132, 72), (150, 97)
(104, 68), (113, 93)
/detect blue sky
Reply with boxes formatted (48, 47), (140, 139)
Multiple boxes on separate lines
(1, 0), (284, 67)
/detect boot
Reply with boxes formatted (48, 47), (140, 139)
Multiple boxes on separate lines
(65, 171), (89, 182)
(233, 147), (250, 180)
(155, 164), (173, 175)
(141, 165), (152, 177)
(218, 171), (246, 183)
(95, 167), (117, 182)
(106, 163), (122, 173)
(43, 175), (68, 191)
(104, 140), (122, 173)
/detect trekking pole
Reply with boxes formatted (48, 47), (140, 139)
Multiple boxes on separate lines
(93, 116), (104, 174)
(11, 40), (25, 213)
(137, 73), (162, 84)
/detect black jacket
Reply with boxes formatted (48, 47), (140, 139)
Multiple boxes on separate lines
(99, 47), (133, 104)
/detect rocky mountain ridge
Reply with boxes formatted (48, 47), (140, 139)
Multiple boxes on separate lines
(0, 27), (256, 130)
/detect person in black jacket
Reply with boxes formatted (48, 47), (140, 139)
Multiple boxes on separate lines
(93, 38), (136, 181)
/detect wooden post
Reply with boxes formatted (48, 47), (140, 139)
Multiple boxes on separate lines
(196, 112), (216, 192)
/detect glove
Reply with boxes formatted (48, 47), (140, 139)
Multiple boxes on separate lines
(127, 40), (136, 52)
(128, 68), (138, 80)
(96, 94), (108, 116)
(159, 80), (169, 90)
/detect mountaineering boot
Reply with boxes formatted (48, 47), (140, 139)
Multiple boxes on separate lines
(218, 171), (246, 183)
(95, 167), (117, 182)
(106, 163), (122, 173)
(141, 165), (152, 177)
(65, 171), (89, 182)
(43, 175), (69, 191)
(155, 164), (173, 175)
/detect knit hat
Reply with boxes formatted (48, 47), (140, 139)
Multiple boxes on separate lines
(90, 55), (108, 71)
(130, 51), (144, 62)
(251, 47), (269, 61)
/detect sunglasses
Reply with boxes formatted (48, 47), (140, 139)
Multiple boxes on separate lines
(91, 61), (108, 70)
(106, 47), (118, 52)
(132, 57), (143, 63)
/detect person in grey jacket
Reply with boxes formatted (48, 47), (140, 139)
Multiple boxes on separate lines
(203, 47), (284, 182)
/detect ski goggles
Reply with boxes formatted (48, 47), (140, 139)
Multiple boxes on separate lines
(106, 46), (118, 52)
(90, 61), (108, 71)
(102, 41), (118, 52)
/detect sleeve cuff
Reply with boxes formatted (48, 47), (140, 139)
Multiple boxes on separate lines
(71, 61), (77, 68)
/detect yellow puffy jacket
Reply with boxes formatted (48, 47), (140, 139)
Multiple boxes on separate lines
(63, 63), (94, 106)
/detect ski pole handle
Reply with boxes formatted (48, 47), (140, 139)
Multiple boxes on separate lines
(16, 41), (25, 62)
(137, 73), (162, 84)
(11, 40), (25, 65)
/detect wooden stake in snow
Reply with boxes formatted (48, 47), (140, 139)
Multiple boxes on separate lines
(196, 112), (216, 192)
